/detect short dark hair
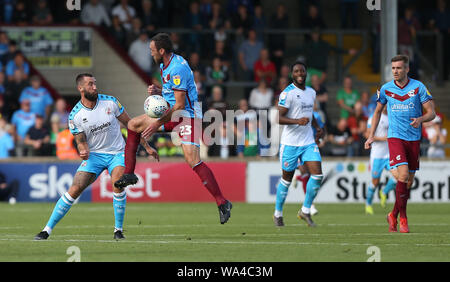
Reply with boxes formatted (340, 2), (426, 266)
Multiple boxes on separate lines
(76, 73), (93, 86)
(391, 54), (409, 65)
(290, 61), (307, 72)
(151, 33), (174, 53)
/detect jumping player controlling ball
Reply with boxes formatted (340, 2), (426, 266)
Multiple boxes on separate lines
(114, 33), (232, 224)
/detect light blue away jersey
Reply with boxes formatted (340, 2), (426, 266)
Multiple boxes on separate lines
(159, 53), (202, 118)
(377, 78), (432, 141)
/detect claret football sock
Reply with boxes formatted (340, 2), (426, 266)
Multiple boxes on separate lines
(394, 181), (408, 219)
(299, 173), (310, 194)
(44, 192), (75, 234)
(193, 161), (227, 206)
(113, 191), (127, 231)
(275, 178), (291, 215)
(124, 129), (141, 174)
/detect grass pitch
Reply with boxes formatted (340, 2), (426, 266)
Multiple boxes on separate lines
(0, 202), (449, 262)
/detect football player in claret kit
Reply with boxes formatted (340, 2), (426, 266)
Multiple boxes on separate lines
(273, 61), (324, 227)
(34, 74), (158, 240)
(114, 33), (232, 224)
(365, 55), (436, 233)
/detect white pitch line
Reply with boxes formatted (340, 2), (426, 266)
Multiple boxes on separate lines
(1, 237), (450, 247)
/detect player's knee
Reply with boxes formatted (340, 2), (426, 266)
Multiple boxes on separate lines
(372, 178), (380, 187)
(397, 173), (409, 183)
(127, 117), (141, 131)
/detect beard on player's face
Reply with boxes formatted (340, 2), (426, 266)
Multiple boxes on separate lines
(84, 89), (98, 101)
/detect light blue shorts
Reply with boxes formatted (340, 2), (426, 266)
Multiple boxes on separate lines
(77, 152), (125, 177)
(280, 143), (322, 172)
(371, 158), (391, 179)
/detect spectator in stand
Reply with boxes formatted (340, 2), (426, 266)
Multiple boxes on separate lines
(301, 4), (326, 30)
(337, 76), (360, 120)
(170, 32), (187, 59)
(0, 117), (14, 158)
(347, 101), (368, 156)
(300, 28), (357, 84)
(235, 98), (259, 158)
(274, 76), (289, 99)
(184, 1), (204, 54)
(1, 40), (19, 67)
(252, 4), (267, 42)
(253, 48), (276, 85)
(5, 52), (29, 82)
(279, 64), (291, 81)
(188, 52), (206, 79)
(24, 114), (52, 156)
(0, 32), (9, 63)
(340, 0), (359, 29)
(50, 98), (69, 133)
(199, 0), (213, 24)
(359, 90), (372, 118)
(12, 0), (29, 26)
(193, 70), (208, 115)
(0, 168), (19, 205)
(226, 0), (254, 16)
(428, 0), (450, 80)
(232, 4), (253, 37)
(32, 0), (53, 25)
(81, 0), (111, 27)
(398, 6), (421, 79)
(126, 17), (143, 49)
(268, 3), (289, 73)
(55, 125), (79, 160)
(207, 122), (235, 159)
(326, 118), (353, 157)
(129, 31), (152, 75)
(310, 74), (329, 128)
(209, 1), (227, 31)
(212, 39), (232, 68)
(0, 71), (5, 97)
(249, 79), (273, 111)
(11, 99), (35, 157)
(1, 0), (15, 24)
(109, 15), (127, 47)
(425, 115), (447, 159)
(138, 0), (159, 33)
(238, 29), (264, 81)
(207, 85), (228, 118)
(4, 69), (28, 118)
(112, 0), (136, 31)
(19, 75), (53, 120)
(206, 57), (229, 85)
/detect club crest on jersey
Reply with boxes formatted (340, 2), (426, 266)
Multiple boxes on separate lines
(173, 75), (181, 86)
(162, 74), (170, 84)
(407, 89), (417, 97)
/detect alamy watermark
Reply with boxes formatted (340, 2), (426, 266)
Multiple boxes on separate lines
(66, 0), (81, 11)
(66, 245), (81, 262)
(366, 246), (381, 262)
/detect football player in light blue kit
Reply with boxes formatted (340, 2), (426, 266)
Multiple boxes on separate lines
(273, 61), (324, 227)
(34, 74), (157, 240)
(364, 106), (397, 215)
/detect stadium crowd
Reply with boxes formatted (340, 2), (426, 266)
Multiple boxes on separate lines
(0, 0), (448, 160)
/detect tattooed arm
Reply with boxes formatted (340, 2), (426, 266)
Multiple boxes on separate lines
(74, 132), (89, 160)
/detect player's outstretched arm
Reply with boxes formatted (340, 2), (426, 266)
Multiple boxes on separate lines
(364, 102), (385, 149)
(277, 106), (309, 126)
(410, 100), (436, 128)
(74, 132), (89, 160)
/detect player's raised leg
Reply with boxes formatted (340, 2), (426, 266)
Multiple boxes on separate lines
(34, 171), (97, 240)
(115, 114), (155, 188)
